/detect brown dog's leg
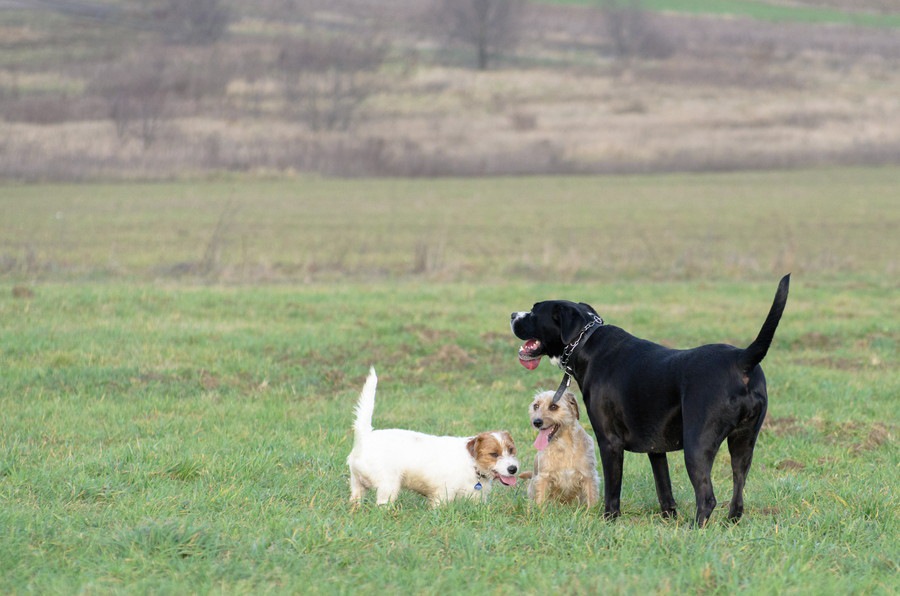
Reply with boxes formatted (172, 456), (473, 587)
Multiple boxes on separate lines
(582, 474), (599, 507)
(531, 475), (549, 505)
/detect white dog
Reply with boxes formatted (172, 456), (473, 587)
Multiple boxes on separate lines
(347, 368), (519, 507)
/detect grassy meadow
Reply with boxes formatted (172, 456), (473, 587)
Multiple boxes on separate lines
(554, 0), (900, 28)
(1, 168), (898, 593)
(4, 1), (899, 181)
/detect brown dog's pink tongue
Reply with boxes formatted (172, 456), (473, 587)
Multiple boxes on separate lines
(534, 428), (553, 451)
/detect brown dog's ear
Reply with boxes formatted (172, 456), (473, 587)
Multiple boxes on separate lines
(565, 392), (580, 420)
(466, 436), (479, 458)
(555, 303), (590, 344)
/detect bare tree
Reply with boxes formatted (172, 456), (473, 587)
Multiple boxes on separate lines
(601, 0), (673, 65)
(438, 0), (525, 70)
(91, 53), (170, 149)
(277, 35), (389, 132)
(152, 0), (231, 45)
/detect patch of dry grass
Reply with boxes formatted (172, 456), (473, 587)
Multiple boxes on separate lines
(1, 168), (897, 284)
(1, 3), (899, 178)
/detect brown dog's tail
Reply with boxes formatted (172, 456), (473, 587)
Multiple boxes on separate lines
(738, 274), (790, 373)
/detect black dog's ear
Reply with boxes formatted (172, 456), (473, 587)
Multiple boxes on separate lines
(579, 302), (599, 317)
(555, 303), (590, 344)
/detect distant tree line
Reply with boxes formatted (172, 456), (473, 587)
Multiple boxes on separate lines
(8, 0), (672, 153)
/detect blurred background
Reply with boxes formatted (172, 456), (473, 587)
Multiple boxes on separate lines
(2, 0), (899, 181)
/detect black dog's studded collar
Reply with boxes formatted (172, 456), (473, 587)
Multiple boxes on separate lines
(552, 315), (604, 403)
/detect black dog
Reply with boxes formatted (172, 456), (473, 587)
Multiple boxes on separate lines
(510, 275), (790, 526)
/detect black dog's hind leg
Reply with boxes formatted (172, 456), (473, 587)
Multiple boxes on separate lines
(648, 452), (677, 518)
(684, 440), (720, 527)
(725, 420), (763, 522)
(597, 441), (624, 519)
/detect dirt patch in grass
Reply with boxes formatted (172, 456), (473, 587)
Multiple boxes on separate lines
(420, 344), (475, 368)
(790, 332), (842, 350)
(776, 459), (806, 471)
(790, 356), (864, 370)
(826, 421), (894, 454)
(763, 416), (804, 436)
(765, 416), (895, 454)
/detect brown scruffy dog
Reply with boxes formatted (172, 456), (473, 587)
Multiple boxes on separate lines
(525, 390), (600, 507)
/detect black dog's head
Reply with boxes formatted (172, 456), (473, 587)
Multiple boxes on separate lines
(510, 301), (600, 370)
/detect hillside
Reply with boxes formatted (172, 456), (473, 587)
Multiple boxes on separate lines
(1, 0), (899, 179)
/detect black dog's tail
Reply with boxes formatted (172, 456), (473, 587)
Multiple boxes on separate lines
(738, 274), (791, 373)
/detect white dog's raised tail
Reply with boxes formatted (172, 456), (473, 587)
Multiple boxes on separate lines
(352, 367), (378, 446)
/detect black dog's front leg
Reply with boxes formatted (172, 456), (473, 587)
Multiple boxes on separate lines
(597, 441), (624, 519)
(648, 452), (677, 518)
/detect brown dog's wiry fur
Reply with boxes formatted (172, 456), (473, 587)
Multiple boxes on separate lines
(526, 390), (600, 507)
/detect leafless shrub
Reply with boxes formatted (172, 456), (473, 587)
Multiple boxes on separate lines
(640, 57), (800, 90)
(601, 0), (674, 63)
(89, 52), (170, 148)
(200, 202), (238, 277)
(0, 96), (108, 124)
(413, 238), (445, 274)
(277, 35), (389, 131)
(88, 45), (231, 147)
(610, 98), (647, 114)
(161, 202), (238, 279)
(151, 0), (231, 46)
(0, 245), (46, 277)
(434, 0), (527, 70)
(165, 50), (233, 106)
(12, 285), (35, 299)
(510, 111), (537, 131)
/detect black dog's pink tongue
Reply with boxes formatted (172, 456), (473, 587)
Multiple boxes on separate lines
(519, 354), (540, 370)
(518, 340), (541, 370)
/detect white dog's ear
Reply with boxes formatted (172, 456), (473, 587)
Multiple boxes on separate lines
(566, 392), (580, 420)
(466, 436), (479, 458)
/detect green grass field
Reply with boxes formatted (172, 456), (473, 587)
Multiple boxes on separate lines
(549, 0), (900, 28)
(1, 168), (898, 593)
(1, 167), (897, 285)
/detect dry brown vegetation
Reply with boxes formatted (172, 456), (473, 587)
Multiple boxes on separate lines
(1, 0), (899, 179)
